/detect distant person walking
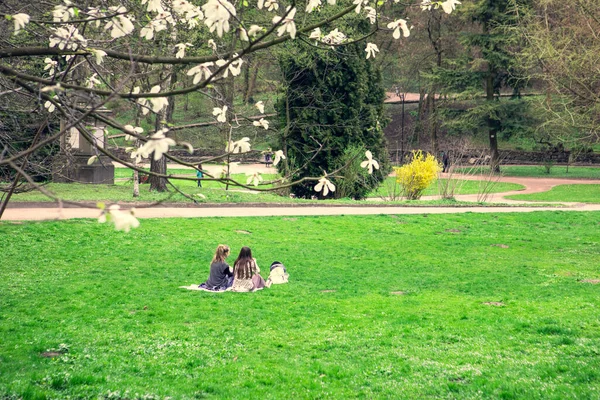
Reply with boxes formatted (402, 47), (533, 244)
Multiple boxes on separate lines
(441, 151), (450, 173)
(265, 150), (273, 168)
(196, 163), (204, 187)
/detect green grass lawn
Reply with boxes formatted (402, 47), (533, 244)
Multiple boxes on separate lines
(506, 184), (600, 204)
(455, 165), (600, 179)
(371, 177), (524, 198)
(1, 212), (600, 399)
(6, 174), (524, 205)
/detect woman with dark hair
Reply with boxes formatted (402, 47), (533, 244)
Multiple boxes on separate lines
(231, 246), (265, 292)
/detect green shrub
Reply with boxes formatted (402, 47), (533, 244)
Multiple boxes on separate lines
(394, 150), (441, 200)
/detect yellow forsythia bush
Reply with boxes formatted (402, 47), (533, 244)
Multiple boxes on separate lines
(394, 150), (441, 200)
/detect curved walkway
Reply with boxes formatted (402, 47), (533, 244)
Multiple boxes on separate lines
(2, 172), (599, 221)
(421, 173), (600, 204)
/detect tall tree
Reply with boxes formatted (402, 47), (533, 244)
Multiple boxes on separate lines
(277, 39), (390, 199)
(518, 0), (600, 150)
(429, 0), (532, 171)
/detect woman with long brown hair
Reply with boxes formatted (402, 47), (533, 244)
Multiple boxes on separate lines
(231, 246), (265, 292)
(198, 244), (233, 292)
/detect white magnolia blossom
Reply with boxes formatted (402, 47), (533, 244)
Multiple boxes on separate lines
(226, 137), (251, 154)
(90, 49), (107, 65)
(309, 27), (322, 40)
(273, 150), (286, 166)
(255, 101), (265, 114)
(132, 129), (176, 161)
(172, 0), (204, 23)
(314, 176), (335, 196)
(187, 62), (214, 84)
(123, 125), (144, 141)
(86, 7), (105, 27)
(12, 13), (30, 34)
(306, 0), (321, 13)
(421, 0), (461, 14)
(140, 17), (168, 40)
(99, 205), (140, 233)
(202, 0), (236, 37)
(365, 43), (379, 59)
(253, 118), (269, 130)
(44, 99), (56, 113)
(360, 150), (380, 174)
(143, 0), (164, 13)
(213, 105), (228, 123)
(364, 7), (376, 24)
(441, 0), (461, 14)
(272, 6), (297, 39)
(180, 141), (194, 154)
(239, 27), (249, 41)
(53, 2), (74, 22)
(322, 28), (346, 45)
(132, 86), (149, 112)
(207, 39), (217, 51)
(104, 7), (135, 39)
(258, 0), (279, 11)
(49, 26), (88, 50)
(175, 43), (193, 58)
(86, 73), (101, 88)
(248, 25), (264, 38)
(327, 0), (336, 4)
(148, 85), (169, 113)
(87, 155), (98, 165)
(353, 0), (368, 14)
(215, 56), (243, 77)
(221, 161), (239, 177)
(40, 84), (63, 93)
(44, 58), (58, 75)
(246, 171), (263, 186)
(387, 19), (410, 39)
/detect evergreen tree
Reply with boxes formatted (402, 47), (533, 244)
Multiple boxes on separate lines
(276, 40), (390, 199)
(430, 0), (533, 172)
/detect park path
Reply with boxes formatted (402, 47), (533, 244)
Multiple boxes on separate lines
(2, 166), (600, 221)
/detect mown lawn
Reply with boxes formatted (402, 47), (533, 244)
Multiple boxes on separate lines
(1, 212), (600, 399)
(506, 184), (600, 204)
(7, 172), (523, 204)
(454, 165), (600, 180)
(371, 176), (523, 199)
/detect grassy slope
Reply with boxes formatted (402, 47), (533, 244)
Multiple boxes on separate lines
(1, 213), (600, 399)
(506, 184), (600, 204)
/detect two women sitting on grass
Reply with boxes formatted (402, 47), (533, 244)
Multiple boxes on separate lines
(199, 245), (266, 292)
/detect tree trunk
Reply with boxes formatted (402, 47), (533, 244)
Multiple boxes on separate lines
(149, 155), (167, 191)
(150, 112), (168, 192)
(132, 111), (141, 197)
(245, 60), (261, 104)
(166, 70), (178, 124)
(486, 72), (500, 173)
(427, 91), (438, 155)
